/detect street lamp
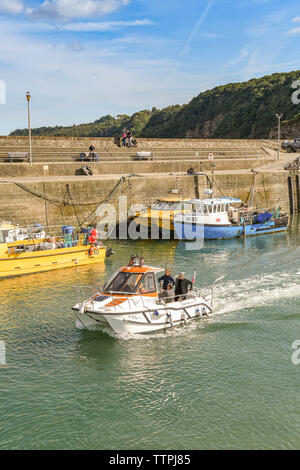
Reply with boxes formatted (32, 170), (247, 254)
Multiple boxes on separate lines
(26, 91), (32, 164)
(276, 113), (283, 160)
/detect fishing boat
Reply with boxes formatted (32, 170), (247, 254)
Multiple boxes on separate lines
(72, 255), (222, 335)
(173, 197), (289, 240)
(0, 223), (113, 279)
(134, 196), (190, 237)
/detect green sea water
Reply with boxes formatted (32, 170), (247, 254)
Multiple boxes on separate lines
(0, 217), (300, 450)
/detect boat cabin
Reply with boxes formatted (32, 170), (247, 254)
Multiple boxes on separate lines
(0, 222), (46, 245)
(103, 255), (163, 297)
(186, 197), (242, 225)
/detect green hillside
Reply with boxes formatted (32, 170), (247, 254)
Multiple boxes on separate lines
(11, 70), (300, 139)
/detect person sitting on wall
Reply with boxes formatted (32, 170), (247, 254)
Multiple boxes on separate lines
(126, 130), (133, 147)
(89, 143), (99, 162)
(121, 128), (127, 147)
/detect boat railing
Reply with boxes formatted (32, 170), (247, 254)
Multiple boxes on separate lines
(8, 223), (103, 242)
(72, 285), (209, 311)
(72, 285), (104, 304)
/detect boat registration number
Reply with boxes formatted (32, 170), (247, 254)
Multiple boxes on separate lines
(184, 216), (201, 223)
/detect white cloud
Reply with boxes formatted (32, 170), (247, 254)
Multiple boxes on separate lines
(285, 26), (300, 36)
(283, 15), (300, 35)
(0, 0), (23, 15)
(221, 47), (250, 70)
(58, 19), (153, 32)
(26, 0), (130, 20)
(0, 18), (202, 135)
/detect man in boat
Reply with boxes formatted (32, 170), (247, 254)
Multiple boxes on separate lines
(175, 272), (193, 301)
(159, 283), (174, 303)
(158, 269), (175, 291)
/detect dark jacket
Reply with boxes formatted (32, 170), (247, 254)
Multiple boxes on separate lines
(175, 278), (193, 297)
(158, 274), (175, 290)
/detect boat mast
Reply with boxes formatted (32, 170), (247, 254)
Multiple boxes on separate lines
(249, 171), (258, 208)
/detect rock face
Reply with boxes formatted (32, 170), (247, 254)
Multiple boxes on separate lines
(187, 114), (224, 138)
(269, 114), (300, 139)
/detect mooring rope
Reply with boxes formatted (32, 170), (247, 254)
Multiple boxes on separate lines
(0, 177), (126, 207)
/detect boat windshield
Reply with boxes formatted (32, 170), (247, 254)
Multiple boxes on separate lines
(104, 271), (157, 294)
(104, 272), (143, 293)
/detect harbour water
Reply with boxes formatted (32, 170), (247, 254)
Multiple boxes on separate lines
(0, 217), (300, 449)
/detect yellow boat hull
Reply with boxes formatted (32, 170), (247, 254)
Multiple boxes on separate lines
(0, 245), (106, 278)
(135, 211), (175, 232)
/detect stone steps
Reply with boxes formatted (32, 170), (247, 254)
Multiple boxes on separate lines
(0, 147), (266, 159)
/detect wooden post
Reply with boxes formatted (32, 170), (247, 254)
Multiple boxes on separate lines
(43, 181), (49, 231)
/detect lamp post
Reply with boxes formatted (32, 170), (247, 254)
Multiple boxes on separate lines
(26, 91), (32, 164)
(276, 113), (283, 160)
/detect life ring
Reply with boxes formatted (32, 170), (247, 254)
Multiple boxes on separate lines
(95, 249), (99, 255)
(89, 245), (95, 256)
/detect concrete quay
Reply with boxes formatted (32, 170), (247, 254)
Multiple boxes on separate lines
(0, 137), (296, 229)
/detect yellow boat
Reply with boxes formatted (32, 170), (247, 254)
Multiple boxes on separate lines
(134, 196), (190, 237)
(0, 222), (109, 278)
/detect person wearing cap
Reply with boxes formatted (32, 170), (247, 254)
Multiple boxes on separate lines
(175, 272), (193, 301)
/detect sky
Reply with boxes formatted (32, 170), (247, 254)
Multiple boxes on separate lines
(0, 0), (300, 134)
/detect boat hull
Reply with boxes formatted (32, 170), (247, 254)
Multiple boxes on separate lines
(134, 214), (175, 234)
(0, 245), (106, 278)
(73, 297), (212, 335)
(174, 220), (289, 240)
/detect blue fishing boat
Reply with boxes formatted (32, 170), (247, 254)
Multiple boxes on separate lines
(173, 197), (289, 240)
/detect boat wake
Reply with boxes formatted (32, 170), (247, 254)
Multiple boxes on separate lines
(213, 269), (300, 316)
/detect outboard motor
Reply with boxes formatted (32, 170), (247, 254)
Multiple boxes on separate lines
(106, 247), (114, 258)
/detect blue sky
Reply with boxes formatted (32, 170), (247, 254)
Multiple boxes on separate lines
(0, 0), (300, 134)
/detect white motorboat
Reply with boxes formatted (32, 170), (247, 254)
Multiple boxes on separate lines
(72, 255), (223, 335)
